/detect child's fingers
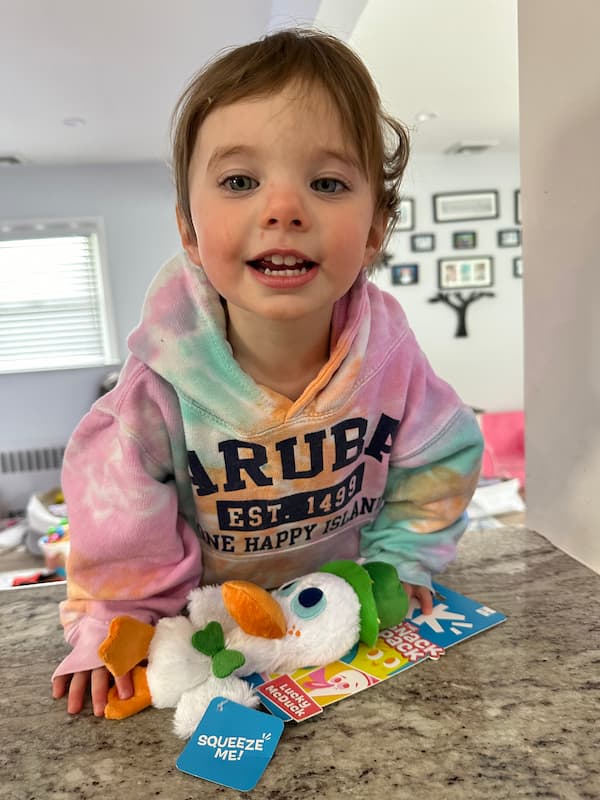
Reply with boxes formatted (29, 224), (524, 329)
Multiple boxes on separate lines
(90, 667), (110, 716)
(51, 674), (69, 699)
(416, 586), (434, 615)
(403, 583), (434, 614)
(114, 670), (134, 701)
(66, 670), (91, 714)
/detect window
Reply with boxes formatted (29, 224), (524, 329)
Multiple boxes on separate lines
(0, 218), (118, 373)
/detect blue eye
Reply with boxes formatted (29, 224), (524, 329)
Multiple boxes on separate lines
(291, 587), (326, 619)
(276, 580), (297, 597)
(222, 175), (258, 191)
(311, 177), (347, 194)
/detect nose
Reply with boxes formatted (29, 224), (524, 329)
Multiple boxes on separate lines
(260, 185), (309, 231)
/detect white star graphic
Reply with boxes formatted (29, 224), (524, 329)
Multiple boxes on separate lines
(412, 604), (468, 634)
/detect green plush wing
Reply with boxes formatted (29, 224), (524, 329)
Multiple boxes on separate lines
(363, 561), (409, 630)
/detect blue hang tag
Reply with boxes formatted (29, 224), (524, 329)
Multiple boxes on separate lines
(176, 697), (285, 792)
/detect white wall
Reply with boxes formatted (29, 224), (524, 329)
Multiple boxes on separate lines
(372, 152), (523, 411)
(519, 0), (600, 573)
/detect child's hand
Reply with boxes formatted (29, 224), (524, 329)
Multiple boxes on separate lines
(52, 667), (134, 716)
(402, 582), (434, 615)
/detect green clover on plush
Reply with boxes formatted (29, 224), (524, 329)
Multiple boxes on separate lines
(191, 621), (246, 678)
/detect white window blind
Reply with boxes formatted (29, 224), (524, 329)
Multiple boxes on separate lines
(0, 219), (118, 373)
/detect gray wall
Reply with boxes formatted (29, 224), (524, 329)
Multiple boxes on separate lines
(0, 162), (180, 458)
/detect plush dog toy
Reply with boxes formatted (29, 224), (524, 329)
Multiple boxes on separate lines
(98, 560), (409, 738)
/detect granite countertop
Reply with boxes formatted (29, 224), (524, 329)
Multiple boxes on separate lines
(1, 526), (599, 800)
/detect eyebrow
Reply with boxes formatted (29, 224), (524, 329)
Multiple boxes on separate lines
(206, 145), (256, 173)
(319, 148), (362, 172)
(205, 144), (362, 173)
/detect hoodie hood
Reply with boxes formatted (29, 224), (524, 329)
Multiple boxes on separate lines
(127, 252), (380, 431)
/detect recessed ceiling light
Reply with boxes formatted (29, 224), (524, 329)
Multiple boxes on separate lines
(445, 140), (499, 155)
(63, 117), (87, 127)
(0, 154), (23, 166)
(415, 111), (439, 124)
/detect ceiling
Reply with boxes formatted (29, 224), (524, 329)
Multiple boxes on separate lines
(0, 0), (519, 167)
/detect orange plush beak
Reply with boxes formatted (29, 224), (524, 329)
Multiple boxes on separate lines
(221, 581), (286, 639)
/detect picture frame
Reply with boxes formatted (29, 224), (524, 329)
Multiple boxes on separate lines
(433, 190), (499, 223)
(438, 257), (494, 290)
(513, 257), (523, 278)
(395, 198), (415, 231)
(453, 231), (477, 250)
(410, 233), (435, 252)
(497, 228), (521, 247)
(515, 189), (521, 224)
(391, 263), (419, 286)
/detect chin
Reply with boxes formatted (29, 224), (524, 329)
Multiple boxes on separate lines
(260, 304), (332, 324)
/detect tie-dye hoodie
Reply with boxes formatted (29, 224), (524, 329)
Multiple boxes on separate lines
(53, 253), (483, 678)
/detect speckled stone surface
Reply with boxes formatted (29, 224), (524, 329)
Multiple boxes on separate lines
(1, 527), (599, 800)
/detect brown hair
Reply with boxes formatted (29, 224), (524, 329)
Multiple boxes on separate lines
(171, 28), (409, 255)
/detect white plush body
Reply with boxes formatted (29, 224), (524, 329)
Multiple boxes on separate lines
(146, 572), (361, 738)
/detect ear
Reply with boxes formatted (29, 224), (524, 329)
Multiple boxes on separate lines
(176, 206), (202, 266)
(362, 211), (387, 267)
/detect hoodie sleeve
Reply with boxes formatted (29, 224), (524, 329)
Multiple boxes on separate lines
(360, 349), (483, 591)
(52, 360), (202, 680)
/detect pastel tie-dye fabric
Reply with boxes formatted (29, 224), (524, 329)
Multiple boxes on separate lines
(53, 253), (482, 678)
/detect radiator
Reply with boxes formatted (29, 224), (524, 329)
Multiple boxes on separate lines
(0, 446), (65, 515)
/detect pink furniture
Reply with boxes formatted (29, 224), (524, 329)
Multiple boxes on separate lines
(479, 410), (525, 489)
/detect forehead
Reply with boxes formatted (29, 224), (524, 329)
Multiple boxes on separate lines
(192, 83), (359, 166)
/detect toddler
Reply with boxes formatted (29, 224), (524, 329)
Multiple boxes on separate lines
(52, 28), (483, 716)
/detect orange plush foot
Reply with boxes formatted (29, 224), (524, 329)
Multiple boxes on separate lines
(105, 665), (152, 720)
(98, 615), (155, 677)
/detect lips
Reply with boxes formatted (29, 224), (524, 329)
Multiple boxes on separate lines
(247, 252), (317, 276)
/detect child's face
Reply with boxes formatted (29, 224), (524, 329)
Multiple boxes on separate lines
(178, 83), (384, 327)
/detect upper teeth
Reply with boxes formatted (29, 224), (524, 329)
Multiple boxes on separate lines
(264, 254), (306, 266)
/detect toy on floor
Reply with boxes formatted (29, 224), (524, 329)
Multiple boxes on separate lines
(98, 560), (409, 738)
(40, 518), (70, 572)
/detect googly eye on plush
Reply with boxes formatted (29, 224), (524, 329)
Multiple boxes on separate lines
(291, 586), (326, 619)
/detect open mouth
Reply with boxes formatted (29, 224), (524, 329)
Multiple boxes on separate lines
(247, 253), (317, 276)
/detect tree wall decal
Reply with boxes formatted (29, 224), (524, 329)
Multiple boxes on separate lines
(374, 249), (393, 268)
(428, 290), (495, 337)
